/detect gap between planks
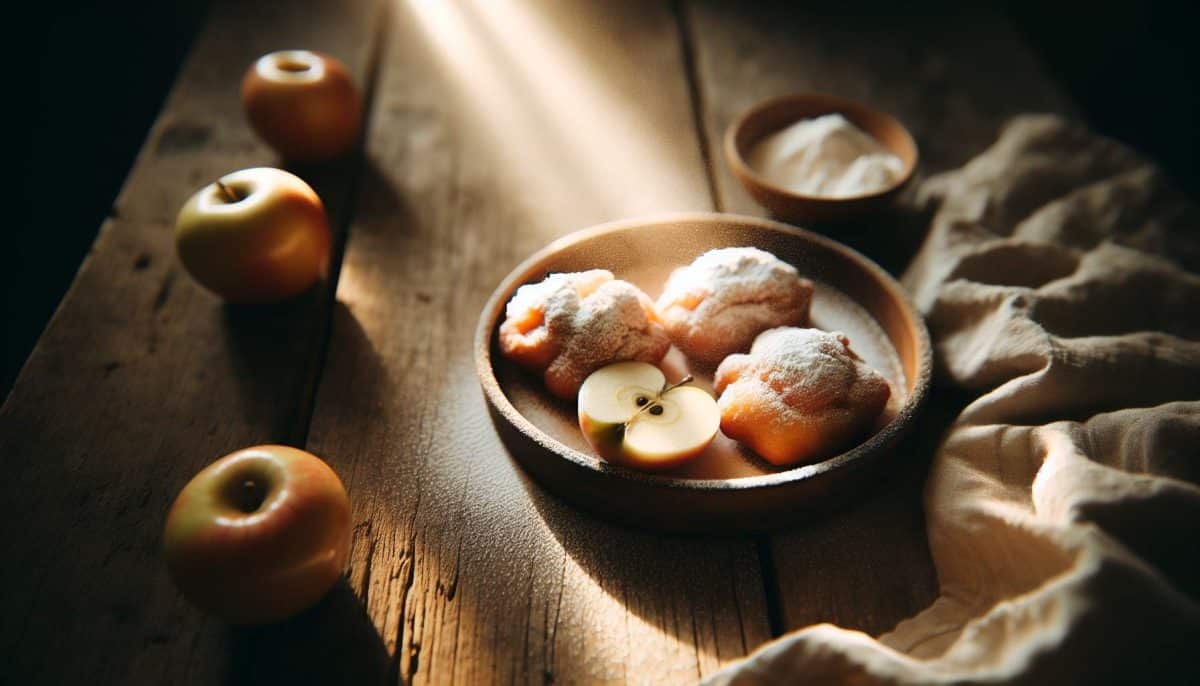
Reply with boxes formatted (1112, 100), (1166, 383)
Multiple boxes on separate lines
(672, 0), (723, 214)
(291, 0), (393, 449)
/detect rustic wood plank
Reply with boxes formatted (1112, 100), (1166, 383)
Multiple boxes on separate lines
(684, 1), (1073, 637)
(303, 1), (770, 683)
(0, 1), (383, 683)
(683, 1), (1074, 276)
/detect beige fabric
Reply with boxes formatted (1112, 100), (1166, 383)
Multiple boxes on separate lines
(708, 115), (1200, 685)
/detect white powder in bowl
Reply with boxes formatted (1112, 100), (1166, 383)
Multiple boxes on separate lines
(746, 113), (904, 198)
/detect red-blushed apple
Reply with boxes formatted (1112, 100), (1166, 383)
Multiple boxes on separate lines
(578, 362), (720, 471)
(241, 50), (362, 162)
(175, 167), (331, 303)
(162, 445), (351, 625)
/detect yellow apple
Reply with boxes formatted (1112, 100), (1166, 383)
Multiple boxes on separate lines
(578, 362), (719, 471)
(174, 167), (331, 303)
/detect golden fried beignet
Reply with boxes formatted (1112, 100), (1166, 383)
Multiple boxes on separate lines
(499, 270), (670, 399)
(655, 247), (813, 364)
(714, 327), (890, 466)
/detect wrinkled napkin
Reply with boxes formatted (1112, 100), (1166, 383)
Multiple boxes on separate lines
(707, 115), (1200, 684)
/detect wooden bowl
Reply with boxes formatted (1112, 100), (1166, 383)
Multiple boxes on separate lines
(724, 93), (918, 223)
(475, 213), (931, 533)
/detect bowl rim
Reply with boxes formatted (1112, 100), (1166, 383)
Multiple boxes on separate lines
(473, 212), (932, 493)
(723, 92), (919, 204)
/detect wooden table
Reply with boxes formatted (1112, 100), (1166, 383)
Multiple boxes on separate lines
(1, 2), (1069, 683)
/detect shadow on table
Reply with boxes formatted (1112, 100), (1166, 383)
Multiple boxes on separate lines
(218, 302), (397, 683)
(224, 578), (390, 686)
(505, 372), (971, 641)
(788, 188), (937, 277)
(220, 288), (332, 446)
(761, 384), (970, 634)
(511, 466), (770, 657)
(216, 152), (416, 448)
(491, 406), (766, 654)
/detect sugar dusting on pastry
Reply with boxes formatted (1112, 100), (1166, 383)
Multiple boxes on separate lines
(714, 327), (890, 466)
(500, 270), (670, 399)
(656, 247), (814, 364)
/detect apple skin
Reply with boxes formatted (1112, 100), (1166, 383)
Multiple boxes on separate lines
(175, 167), (331, 303)
(241, 50), (362, 162)
(163, 445), (351, 625)
(578, 413), (627, 463)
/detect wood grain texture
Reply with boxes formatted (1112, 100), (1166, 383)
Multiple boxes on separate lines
(303, 1), (769, 683)
(0, 1), (383, 683)
(684, 1), (1074, 274)
(683, 1), (1072, 637)
(2, 2), (1081, 683)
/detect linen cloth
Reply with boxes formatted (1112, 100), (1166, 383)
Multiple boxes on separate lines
(707, 115), (1200, 684)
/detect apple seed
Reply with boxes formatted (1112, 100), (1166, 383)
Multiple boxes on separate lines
(627, 374), (694, 424)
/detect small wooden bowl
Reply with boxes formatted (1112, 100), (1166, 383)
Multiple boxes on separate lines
(724, 93), (918, 223)
(475, 213), (931, 533)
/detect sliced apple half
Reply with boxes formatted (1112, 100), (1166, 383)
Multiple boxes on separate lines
(578, 361), (720, 471)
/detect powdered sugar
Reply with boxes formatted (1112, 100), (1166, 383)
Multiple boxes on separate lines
(714, 327), (891, 465)
(505, 269), (607, 324)
(747, 113), (904, 198)
(717, 328), (856, 409)
(656, 247), (813, 364)
(500, 270), (670, 399)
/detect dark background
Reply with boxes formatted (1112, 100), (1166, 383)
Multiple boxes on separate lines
(6, 1), (1199, 398)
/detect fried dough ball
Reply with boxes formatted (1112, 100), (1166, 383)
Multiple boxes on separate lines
(655, 247), (813, 364)
(714, 327), (890, 466)
(499, 270), (671, 399)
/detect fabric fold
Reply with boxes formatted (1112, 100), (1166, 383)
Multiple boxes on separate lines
(708, 115), (1200, 685)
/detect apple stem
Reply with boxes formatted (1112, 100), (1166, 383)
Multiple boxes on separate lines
(626, 375), (695, 425)
(660, 375), (694, 395)
(238, 479), (265, 513)
(215, 179), (242, 203)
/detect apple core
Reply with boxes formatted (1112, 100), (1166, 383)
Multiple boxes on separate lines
(578, 362), (720, 471)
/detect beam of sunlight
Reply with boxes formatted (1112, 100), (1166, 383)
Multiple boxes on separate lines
(404, 0), (707, 233)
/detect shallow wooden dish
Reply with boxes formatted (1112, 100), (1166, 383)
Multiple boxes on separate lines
(725, 93), (918, 223)
(475, 213), (931, 533)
